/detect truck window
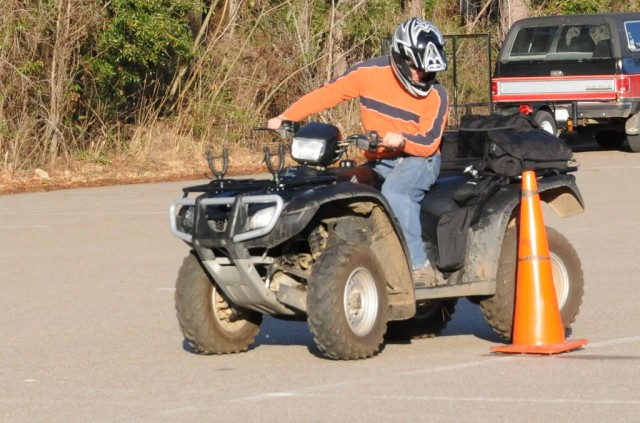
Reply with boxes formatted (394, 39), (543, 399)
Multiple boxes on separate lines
(625, 20), (640, 52)
(562, 24), (611, 57)
(509, 26), (555, 58)
(562, 26), (595, 52)
(507, 23), (611, 61)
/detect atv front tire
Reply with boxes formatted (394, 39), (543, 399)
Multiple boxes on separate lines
(175, 253), (262, 354)
(479, 225), (584, 341)
(307, 242), (389, 360)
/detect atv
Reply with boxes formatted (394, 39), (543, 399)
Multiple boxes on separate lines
(169, 117), (585, 360)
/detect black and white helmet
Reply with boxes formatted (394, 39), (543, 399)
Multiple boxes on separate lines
(390, 18), (448, 97)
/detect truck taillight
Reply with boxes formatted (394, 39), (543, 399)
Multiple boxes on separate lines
(519, 104), (533, 115)
(617, 76), (630, 93)
(491, 81), (498, 96)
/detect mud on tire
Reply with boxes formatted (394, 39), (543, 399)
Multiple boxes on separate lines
(307, 242), (389, 360)
(479, 225), (584, 341)
(175, 253), (262, 354)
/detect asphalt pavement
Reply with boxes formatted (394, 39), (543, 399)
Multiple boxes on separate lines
(2, 138), (640, 422)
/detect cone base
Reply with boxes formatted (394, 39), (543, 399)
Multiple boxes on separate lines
(491, 338), (588, 355)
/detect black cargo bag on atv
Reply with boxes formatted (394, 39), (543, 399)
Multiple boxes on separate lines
(457, 113), (574, 177)
(433, 176), (500, 273)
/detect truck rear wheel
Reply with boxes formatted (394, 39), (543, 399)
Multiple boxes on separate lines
(479, 225), (584, 341)
(627, 134), (640, 152)
(534, 110), (557, 136)
(175, 253), (262, 354)
(307, 242), (389, 360)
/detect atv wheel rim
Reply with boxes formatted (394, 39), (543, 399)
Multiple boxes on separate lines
(343, 267), (379, 336)
(212, 289), (245, 333)
(550, 252), (569, 308)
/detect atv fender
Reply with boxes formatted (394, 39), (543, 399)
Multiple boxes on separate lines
(464, 173), (584, 288)
(288, 182), (417, 320)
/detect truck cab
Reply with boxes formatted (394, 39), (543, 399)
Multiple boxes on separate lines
(492, 12), (640, 152)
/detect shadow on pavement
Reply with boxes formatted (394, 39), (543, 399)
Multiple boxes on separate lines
(562, 131), (634, 154)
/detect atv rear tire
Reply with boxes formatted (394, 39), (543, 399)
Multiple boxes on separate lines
(175, 253), (262, 354)
(307, 242), (389, 360)
(479, 225), (584, 341)
(385, 299), (458, 340)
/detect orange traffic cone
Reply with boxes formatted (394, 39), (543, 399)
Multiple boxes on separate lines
(491, 170), (587, 355)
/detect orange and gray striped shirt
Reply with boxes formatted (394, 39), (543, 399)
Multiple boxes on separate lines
(281, 55), (449, 161)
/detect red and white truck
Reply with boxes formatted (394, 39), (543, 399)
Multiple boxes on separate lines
(491, 12), (640, 152)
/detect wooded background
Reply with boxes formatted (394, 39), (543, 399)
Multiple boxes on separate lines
(1, 0), (638, 176)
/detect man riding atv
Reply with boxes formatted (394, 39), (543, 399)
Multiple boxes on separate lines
(268, 17), (449, 287)
(170, 19), (585, 361)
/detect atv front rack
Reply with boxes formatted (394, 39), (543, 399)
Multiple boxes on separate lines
(169, 194), (284, 244)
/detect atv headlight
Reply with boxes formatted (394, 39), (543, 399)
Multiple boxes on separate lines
(169, 199), (196, 243)
(179, 205), (195, 232)
(291, 137), (325, 163)
(249, 205), (279, 230)
(291, 122), (341, 166)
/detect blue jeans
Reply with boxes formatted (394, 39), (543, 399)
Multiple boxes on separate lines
(366, 153), (441, 270)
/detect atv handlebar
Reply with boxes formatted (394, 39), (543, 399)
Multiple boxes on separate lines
(346, 131), (399, 152)
(346, 131), (383, 152)
(254, 120), (300, 140)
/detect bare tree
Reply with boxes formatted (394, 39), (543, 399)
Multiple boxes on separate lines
(227, 0), (245, 35)
(403, 0), (425, 18)
(46, 0), (81, 163)
(499, 0), (529, 37)
(327, 0), (366, 78)
(463, 0), (529, 38)
(463, 0), (496, 33)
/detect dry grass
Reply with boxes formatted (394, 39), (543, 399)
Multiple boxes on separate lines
(0, 0), (501, 195)
(0, 113), (281, 194)
(0, 145), (270, 194)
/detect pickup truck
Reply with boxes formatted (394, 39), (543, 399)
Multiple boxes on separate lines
(491, 12), (640, 152)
